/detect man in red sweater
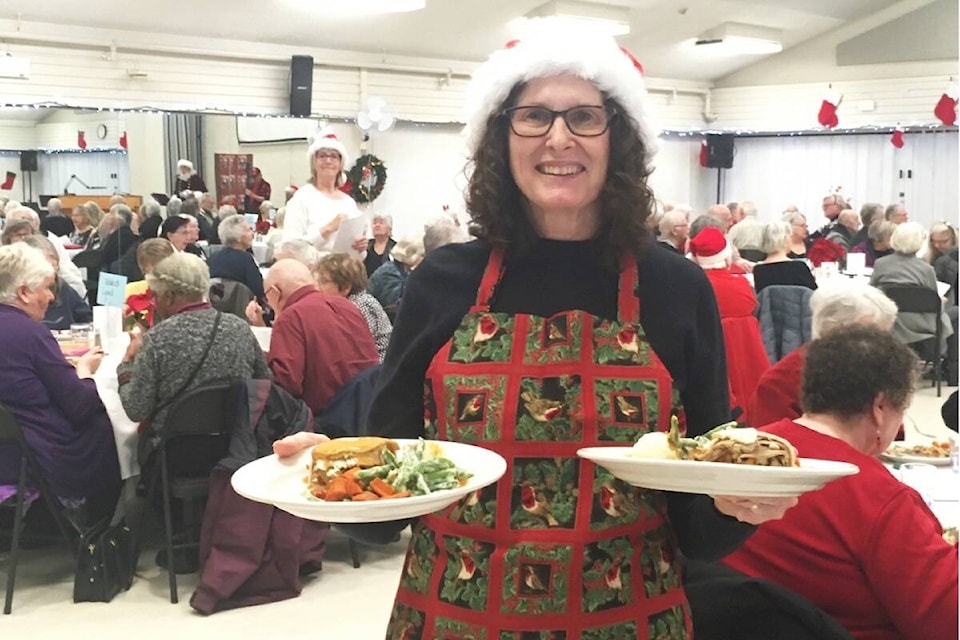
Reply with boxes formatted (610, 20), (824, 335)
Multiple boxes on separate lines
(263, 259), (378, 416)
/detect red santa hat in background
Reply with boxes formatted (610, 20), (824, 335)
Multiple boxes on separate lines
(463, 22), (659, 168)
(689, 227), (732, 269)
(307, 129), (349, 166)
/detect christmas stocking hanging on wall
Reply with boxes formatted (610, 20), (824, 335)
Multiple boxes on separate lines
(890, 128), (905, 149)
(817, 87), (842, 128)
(934, 83), (958, 126)
(77, 130), (87, 150)
(1, 171), (15, 190)
(699, 140), (708, 167)
(119, 131), (128, 149)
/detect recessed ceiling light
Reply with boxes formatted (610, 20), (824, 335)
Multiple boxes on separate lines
(517, 1), (631, 38)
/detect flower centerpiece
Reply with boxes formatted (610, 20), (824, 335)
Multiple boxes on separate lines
(123, 290), (156, 332)
(806, 238), (846, 268)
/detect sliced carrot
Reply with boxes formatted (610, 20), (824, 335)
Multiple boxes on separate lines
(324, 488), (348, 502)
(351, 491), (380, 501)
(382, 490), (411, 499)
(342, 477), (364, 497)
(343, 467), (361, 481)
(369, 477), (397, 497)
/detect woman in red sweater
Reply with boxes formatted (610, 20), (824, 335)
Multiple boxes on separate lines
(724, 325), (958, 640)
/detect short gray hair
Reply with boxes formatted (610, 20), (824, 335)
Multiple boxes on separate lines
(372, 213), (393, 229)
(761, 221), (792, 254)
(140, 201), (161, 218)
(110, 204), (133, 227)
(890, 221), (925, 254)
(20, 234), (59, 261)
(218, 214), (249, 246)
(147, 252), (209, 301)
(275, 238), (318, 267)
(47, 198), (63, 215)
(884, 203), (906, 222)
(739, 200), (758, 218)
(811, 281), (898, 338)
(423, 217), (464, 254)
(217, 204), (238, 219)
(860, 203), (883, 227)
(0, 243), (55, 304)
(658, 209), (688, 237)
(867, 219), (896, 244)
(689, 214), (726, 240)
(7, 206), (40, 231)
(781, 211), (805, 227)
(166, 197), (183, 217)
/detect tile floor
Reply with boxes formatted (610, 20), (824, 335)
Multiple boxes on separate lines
(1, 383), (955, 639)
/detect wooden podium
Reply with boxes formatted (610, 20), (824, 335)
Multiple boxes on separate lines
(56, 195), (143, 212)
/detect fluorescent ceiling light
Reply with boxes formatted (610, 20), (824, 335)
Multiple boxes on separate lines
(309, 0), (425, 16)
(520, 1), (631, 37)
(693, 22), (782, 56)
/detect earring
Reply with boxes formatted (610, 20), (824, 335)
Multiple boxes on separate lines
(875, 430), (882, 445)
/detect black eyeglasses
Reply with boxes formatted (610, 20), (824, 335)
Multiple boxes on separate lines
(502, 105), (615, 137)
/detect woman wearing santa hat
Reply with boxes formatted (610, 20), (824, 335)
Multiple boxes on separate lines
(173, 159), (207, 197)
(275, 25), (796, 639)
(283, 130), (367, 253)
(689, 227), (770, 425)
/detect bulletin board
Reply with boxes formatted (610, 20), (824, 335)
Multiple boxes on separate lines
(214, 153), (253, 205)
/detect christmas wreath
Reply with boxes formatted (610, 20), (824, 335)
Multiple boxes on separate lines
(342, 154), (387, 204)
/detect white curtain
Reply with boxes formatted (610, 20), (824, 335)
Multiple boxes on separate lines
(718, 131), (959, 230)
(163, 113), (204, 195)
(37, 151), (131, 199)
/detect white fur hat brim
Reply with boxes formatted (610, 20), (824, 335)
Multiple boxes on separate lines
(465, 24), (659, 167)
(694, 245), (733, 269)
(307, 130), (349, 167)
(177, 159), (193, 170)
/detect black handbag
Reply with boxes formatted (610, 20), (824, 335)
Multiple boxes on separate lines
(73, 520), (137, 603)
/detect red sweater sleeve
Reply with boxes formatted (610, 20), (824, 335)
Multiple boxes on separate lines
(863, 489), (959, 640)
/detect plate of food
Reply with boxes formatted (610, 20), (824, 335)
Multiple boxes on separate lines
(578, 420), (859, 497)
(880, 440), (953, 466)
(231, 436), (507, 523)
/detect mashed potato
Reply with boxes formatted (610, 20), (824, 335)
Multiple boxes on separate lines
(627, 431), (679, 460)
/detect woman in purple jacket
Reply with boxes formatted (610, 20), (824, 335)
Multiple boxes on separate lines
(0, 243), (120, 527)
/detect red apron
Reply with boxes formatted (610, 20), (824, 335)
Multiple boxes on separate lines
(387, 249), (692, 639)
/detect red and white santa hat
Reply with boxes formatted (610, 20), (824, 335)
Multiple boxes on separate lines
(464, 23), (659, 167)
(307, 128), (349, 165)
(688, 227), (731, 269)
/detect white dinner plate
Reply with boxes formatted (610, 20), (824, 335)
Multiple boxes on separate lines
(231, 439), (507, 523)
(880, 452), (952, 467)
(577, 447), (859, 497)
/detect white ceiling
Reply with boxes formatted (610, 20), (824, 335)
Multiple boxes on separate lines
(0, 0), (917, 81)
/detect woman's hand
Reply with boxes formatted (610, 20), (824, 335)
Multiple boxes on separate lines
(246, 300), (266, 327)
(121, 327), (143, 364)
(711, 495), (798, 525)
(320, 214), (347, 239)
(273, 432), (329, 458)
(351, 236), (368, 253)
(75, 347), (104, 379)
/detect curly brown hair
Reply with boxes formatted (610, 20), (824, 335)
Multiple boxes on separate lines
(465, 82), (655, 270)
(801, 325), (918, 421)
(315, 252), (367, 295)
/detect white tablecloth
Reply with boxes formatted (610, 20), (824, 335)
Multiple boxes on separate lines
(887, 463), (958, 528)
(252, 241), (269, 265)
(95, 334), (140, 480)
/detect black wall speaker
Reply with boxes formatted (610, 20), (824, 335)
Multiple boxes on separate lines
(705, 134), (735, 169)
(20, 150), (38, 172)
(289, 55), (314, 117)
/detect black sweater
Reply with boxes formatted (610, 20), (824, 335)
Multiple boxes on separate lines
(354, 238), (752, 559)
(208, 246), (265, 301)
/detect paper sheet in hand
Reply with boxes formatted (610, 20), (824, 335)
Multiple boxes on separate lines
(936, 280), (950, 298)
(333, 211), (370, 256)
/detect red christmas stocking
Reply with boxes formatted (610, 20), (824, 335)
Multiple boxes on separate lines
(699, 141), (708, 167)
(0, 171), (15, 190)
(78, 130), (87, 149)
(817, 100), (839, 128)
(890, 130), (904, 148)
(934, 93), (957, 126)
(119, 131), (128, 149)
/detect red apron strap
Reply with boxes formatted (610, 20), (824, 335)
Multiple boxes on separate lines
(617, 252), (640, 324)
(472, 247), (506, 312)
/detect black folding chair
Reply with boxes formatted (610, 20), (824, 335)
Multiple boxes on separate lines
(71, 248), (103, 306)
(881, 285), (945, 397)
(145, 381), (241, 604)
(0, 404), (76, 614)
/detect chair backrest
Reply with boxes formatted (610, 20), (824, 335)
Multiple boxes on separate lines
(71, 248), (103, 270)
(208, 278), (255, 320)
(879, 285), (942, 314)
(755, 285), (814, 363)
(161, 381), (242, 476)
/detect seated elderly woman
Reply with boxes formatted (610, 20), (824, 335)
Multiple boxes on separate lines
(752, 221), (817, 294)
(870, 221), (954, 357)
(782, 211), (809, 260)
(746, 280), (897, 427)
(363, 213), (396, 276)
(315, 253), (393, 361)
(0, 244), (120, 527)
(207, 213), (265, 301)
(125, 238), (176, 297)
(68, 204), (101, 250)
(925, 221), (956, 266)
(117, 252), (270, 475)
(850, 219), (896, 267)
(1, 219), (34, 245)
(20, 235), (93, 330)
(367, 236), (425, 319)
(724, 325), (958, 640)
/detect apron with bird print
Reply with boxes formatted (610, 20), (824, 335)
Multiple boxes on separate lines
(387, 248), (692, 640)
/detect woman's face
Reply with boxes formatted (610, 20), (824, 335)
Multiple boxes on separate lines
(931, 230), (954, 254)
(312, 150), (342, 186)
(166, 225), (191, 250)
(790, 216), (808, 241)
(17, 274), (55, 321)
(71, 209), (89, 230)
(371, 219), (391, 238)
(508, 75), (609, 225)
(316, 270), (347, 297)
(236, 221), (254, 249)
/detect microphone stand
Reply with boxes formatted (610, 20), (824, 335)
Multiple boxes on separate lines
(63, 174), (107, 195)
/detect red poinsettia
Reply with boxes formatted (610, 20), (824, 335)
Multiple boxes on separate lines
(806, 238), (846, 267)
(123, 290), (156, 332)
(255, 219), (273, 235)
